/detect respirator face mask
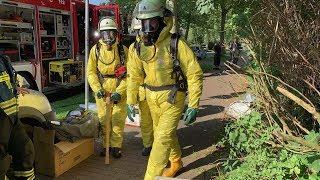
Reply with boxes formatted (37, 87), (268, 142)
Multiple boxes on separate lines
(101, 30), (117, 46)
(141, 17), (163, 46)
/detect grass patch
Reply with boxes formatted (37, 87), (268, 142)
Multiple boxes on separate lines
(199, 52), (231, 73)
(52, 92), (95, 120)
(199, 55), (213, 73)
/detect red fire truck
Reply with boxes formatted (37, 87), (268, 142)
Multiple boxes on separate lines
(0, 0), (124, 93)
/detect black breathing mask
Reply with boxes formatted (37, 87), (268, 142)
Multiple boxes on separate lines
(141, 17), (165, 46)
(101, 30), (117, 46)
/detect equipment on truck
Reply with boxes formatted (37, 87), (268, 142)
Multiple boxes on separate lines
(0, 0), (125, 93)
(49, 60), (84, 85)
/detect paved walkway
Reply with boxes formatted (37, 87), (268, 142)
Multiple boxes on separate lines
(39, 71), (246, 180)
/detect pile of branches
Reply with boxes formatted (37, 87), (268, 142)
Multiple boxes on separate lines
(243, 0), (320, 153)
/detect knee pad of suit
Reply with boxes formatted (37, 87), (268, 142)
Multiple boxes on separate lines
(8, 122), (35, 170)
(0, 144), (6, 157)
(0, 152), (11, 177)
(13, 139), (35, 170)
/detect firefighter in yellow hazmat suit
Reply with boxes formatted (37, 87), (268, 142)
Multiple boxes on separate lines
(130, 17), (153, 156)
(87, 17), (128, 158)
(126, 0), (203, 179)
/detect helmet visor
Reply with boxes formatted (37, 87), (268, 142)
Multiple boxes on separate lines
(101, 30), (117, 45)
(141, 18), (159, 33)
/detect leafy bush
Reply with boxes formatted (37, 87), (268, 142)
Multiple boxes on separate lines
(224, 112), (276, 156)
(215, 0), (320, 179)
(220, 112), (320, 180)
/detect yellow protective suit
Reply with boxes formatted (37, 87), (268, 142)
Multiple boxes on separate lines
(127, 17), (203, 179)
(128, 41), (154, 148)
(88, 40), (128, 148)
(138, 83), (154, 148)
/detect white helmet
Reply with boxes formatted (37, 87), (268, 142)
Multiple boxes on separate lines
(99, 17), (117, 31)
(165, 0), (174, 15)
(131, 18), (142, 30)
(131, 2), (142, 30)
(136, 0), (165, 20)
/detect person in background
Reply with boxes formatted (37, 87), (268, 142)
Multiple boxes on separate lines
(129, 13), (154, 156)
(230, 38), (242, 65)
(87, 17), (128, 158)
(213, 41), (222, 69)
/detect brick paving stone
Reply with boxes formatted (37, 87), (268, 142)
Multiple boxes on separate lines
(38, 72), (246, 180)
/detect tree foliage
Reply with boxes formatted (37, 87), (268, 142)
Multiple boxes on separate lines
(176, 0), (218, 44)
(196, 0), (258, 43)
(114, 0), (137, 15)
(100, 0), (260, 44)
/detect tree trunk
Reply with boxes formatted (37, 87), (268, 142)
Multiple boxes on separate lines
(171, 0), (178, 33)
(204, 29), (210, 47)
(185, 20), (191, 39)
(219, 4), (228, 43)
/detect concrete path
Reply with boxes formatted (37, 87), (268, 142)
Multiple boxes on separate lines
(39, 71), (246, 180)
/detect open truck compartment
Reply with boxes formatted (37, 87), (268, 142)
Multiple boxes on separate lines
(0, 1), (36, 62)
(0, 0), (135, 93)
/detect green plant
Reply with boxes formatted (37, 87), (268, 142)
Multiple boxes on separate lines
(223, 112), (276, 158)
(198, 56), (214, 73)
(220, 112), (320, 180)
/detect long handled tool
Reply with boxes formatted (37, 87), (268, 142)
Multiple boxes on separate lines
(104, 95), (113, 164)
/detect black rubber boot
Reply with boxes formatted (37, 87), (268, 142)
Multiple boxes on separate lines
(142, 147), (152, 156)
(100, 147), (114, 157)
(111, 147), (122, 159)
(100, 148), (106, 157)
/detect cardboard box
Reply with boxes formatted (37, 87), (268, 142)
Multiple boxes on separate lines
(33, 127), (94, 177)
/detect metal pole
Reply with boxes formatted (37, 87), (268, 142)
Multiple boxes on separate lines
(84, 0), (89, 110)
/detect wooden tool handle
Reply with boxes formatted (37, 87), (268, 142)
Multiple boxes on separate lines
(105, 97), (113, 164)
